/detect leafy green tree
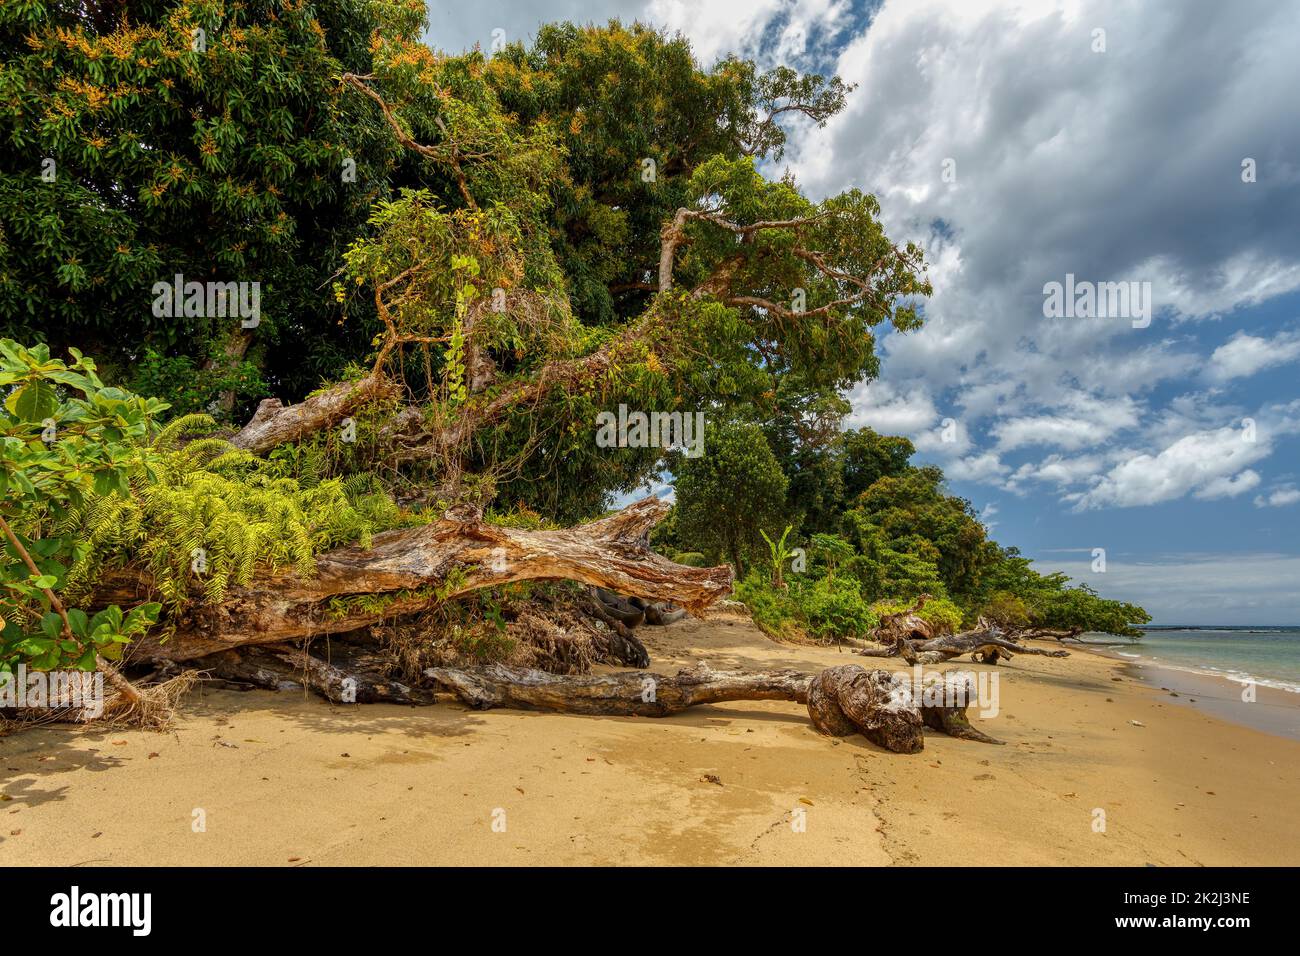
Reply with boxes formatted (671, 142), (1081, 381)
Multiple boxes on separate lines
(1028, 583), (1149, 637)
(484, 23), (851, 329)
(808, 532), (854, 581)
(840, 513), (948, 602)
(0, 0), (401, 408)
(840, 427), (915, 502)
(849, 466), (992, 598)
(674, 421), (788, 576)
(758, 376), (850, 534)
(971, 549), (1150, 636)
(325, 30), (926, 522)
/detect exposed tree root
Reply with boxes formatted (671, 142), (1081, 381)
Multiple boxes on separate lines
(806, 664), (924, 752)
(99, 670), (199, 728)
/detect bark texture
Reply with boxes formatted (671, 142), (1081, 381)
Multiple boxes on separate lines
(116, 497), (731, 664)
(857, 624), (1070, 666)
(426, 661), (999, 753)
(205, 645), (436, 705)
(806, 665), (924, 753)
(428, 662), (810, 717)
(228, 373), (396, 455)
(872, 594), (937, 645)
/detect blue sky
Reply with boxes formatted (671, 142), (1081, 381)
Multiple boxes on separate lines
(425, 0), (1300, 624)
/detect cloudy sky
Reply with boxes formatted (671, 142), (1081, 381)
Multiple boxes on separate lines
(426, 0), (1300, 624)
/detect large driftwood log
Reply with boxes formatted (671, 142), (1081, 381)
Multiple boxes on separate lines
(428, 662), (810, 716)
(915, 670), (1004, 744)
(806, 665), (924, 753)
(426, 662), (1000, 753)
(905, 629), (1070, 665)
(857, 625), (1070, 665)
(111, 498), (729, 664)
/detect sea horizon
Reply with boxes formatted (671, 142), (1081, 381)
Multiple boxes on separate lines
(1086, 625), (1300, 694)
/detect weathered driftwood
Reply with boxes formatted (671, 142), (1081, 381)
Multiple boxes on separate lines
(592, 587), (688, 628)
(577, 589), (651, 668)
(854, 642), (899, 657)
(872, 593), (937, 645)
(808, 666), (1003, 749)
(916, 671), (1003, 744)
(644, 603), (688, 625)
(426, 662), (1000, 753)
(904, 629), (1070, 665)
(427, 662), (810, 716)
(858, 625), (1070, 666)
(229, 373), (397, 455)
(192, 649), (1003, 753)
(204, 645), (437, 704)
(591, 588), (646, 628)
(1007, 626), (1084, 643)
(109, 497), (729, 664)
(806, 665), (924, 753)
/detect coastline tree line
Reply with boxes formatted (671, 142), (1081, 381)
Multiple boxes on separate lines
(0, 1), (1146, 727)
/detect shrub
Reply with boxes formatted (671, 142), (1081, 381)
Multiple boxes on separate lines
(0, 341), (168, 671)
(791, 575), (877, 642)
(735, 570), (878, 643)
(734, 571), (801, 640)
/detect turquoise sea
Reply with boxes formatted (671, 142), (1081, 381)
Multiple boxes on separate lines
(1085, 626), (1300, 693)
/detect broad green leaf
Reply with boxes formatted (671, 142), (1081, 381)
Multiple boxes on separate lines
(7, 381), (58, 423)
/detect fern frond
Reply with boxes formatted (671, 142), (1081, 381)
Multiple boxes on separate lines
(153, 413), (218, 451)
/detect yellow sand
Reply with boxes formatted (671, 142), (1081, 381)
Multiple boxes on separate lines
(3, 613), (1298, 866)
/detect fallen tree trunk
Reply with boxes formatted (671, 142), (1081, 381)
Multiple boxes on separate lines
(806, 664), (924, 753)
(857, 625), (1070, 665)
(1007, 626), (1084, 643)
(428, 662), (810, 716)
(112, 497), (729, 664)
(426, 662), (1001, 753)
(853, 642), (899, 657)
(905, 629), (1070, 665)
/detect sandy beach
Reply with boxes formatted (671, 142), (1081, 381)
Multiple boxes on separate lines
(3, 613), (1298, 866)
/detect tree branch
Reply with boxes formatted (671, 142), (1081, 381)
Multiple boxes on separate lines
(115, 497), (732, 663)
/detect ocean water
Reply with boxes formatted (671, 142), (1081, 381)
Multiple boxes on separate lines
(1085, 626), (1300, 693)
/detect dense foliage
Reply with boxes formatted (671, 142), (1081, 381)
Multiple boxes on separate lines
(674, 421), (1150, 641)
(0, 341), (165, 671)
(0, 5), (1146, 676)
(0, 0), (403, 408)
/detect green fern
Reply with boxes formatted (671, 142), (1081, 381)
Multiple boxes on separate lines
(152, 413), (219, 451)
(61, 450), (403, 609)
